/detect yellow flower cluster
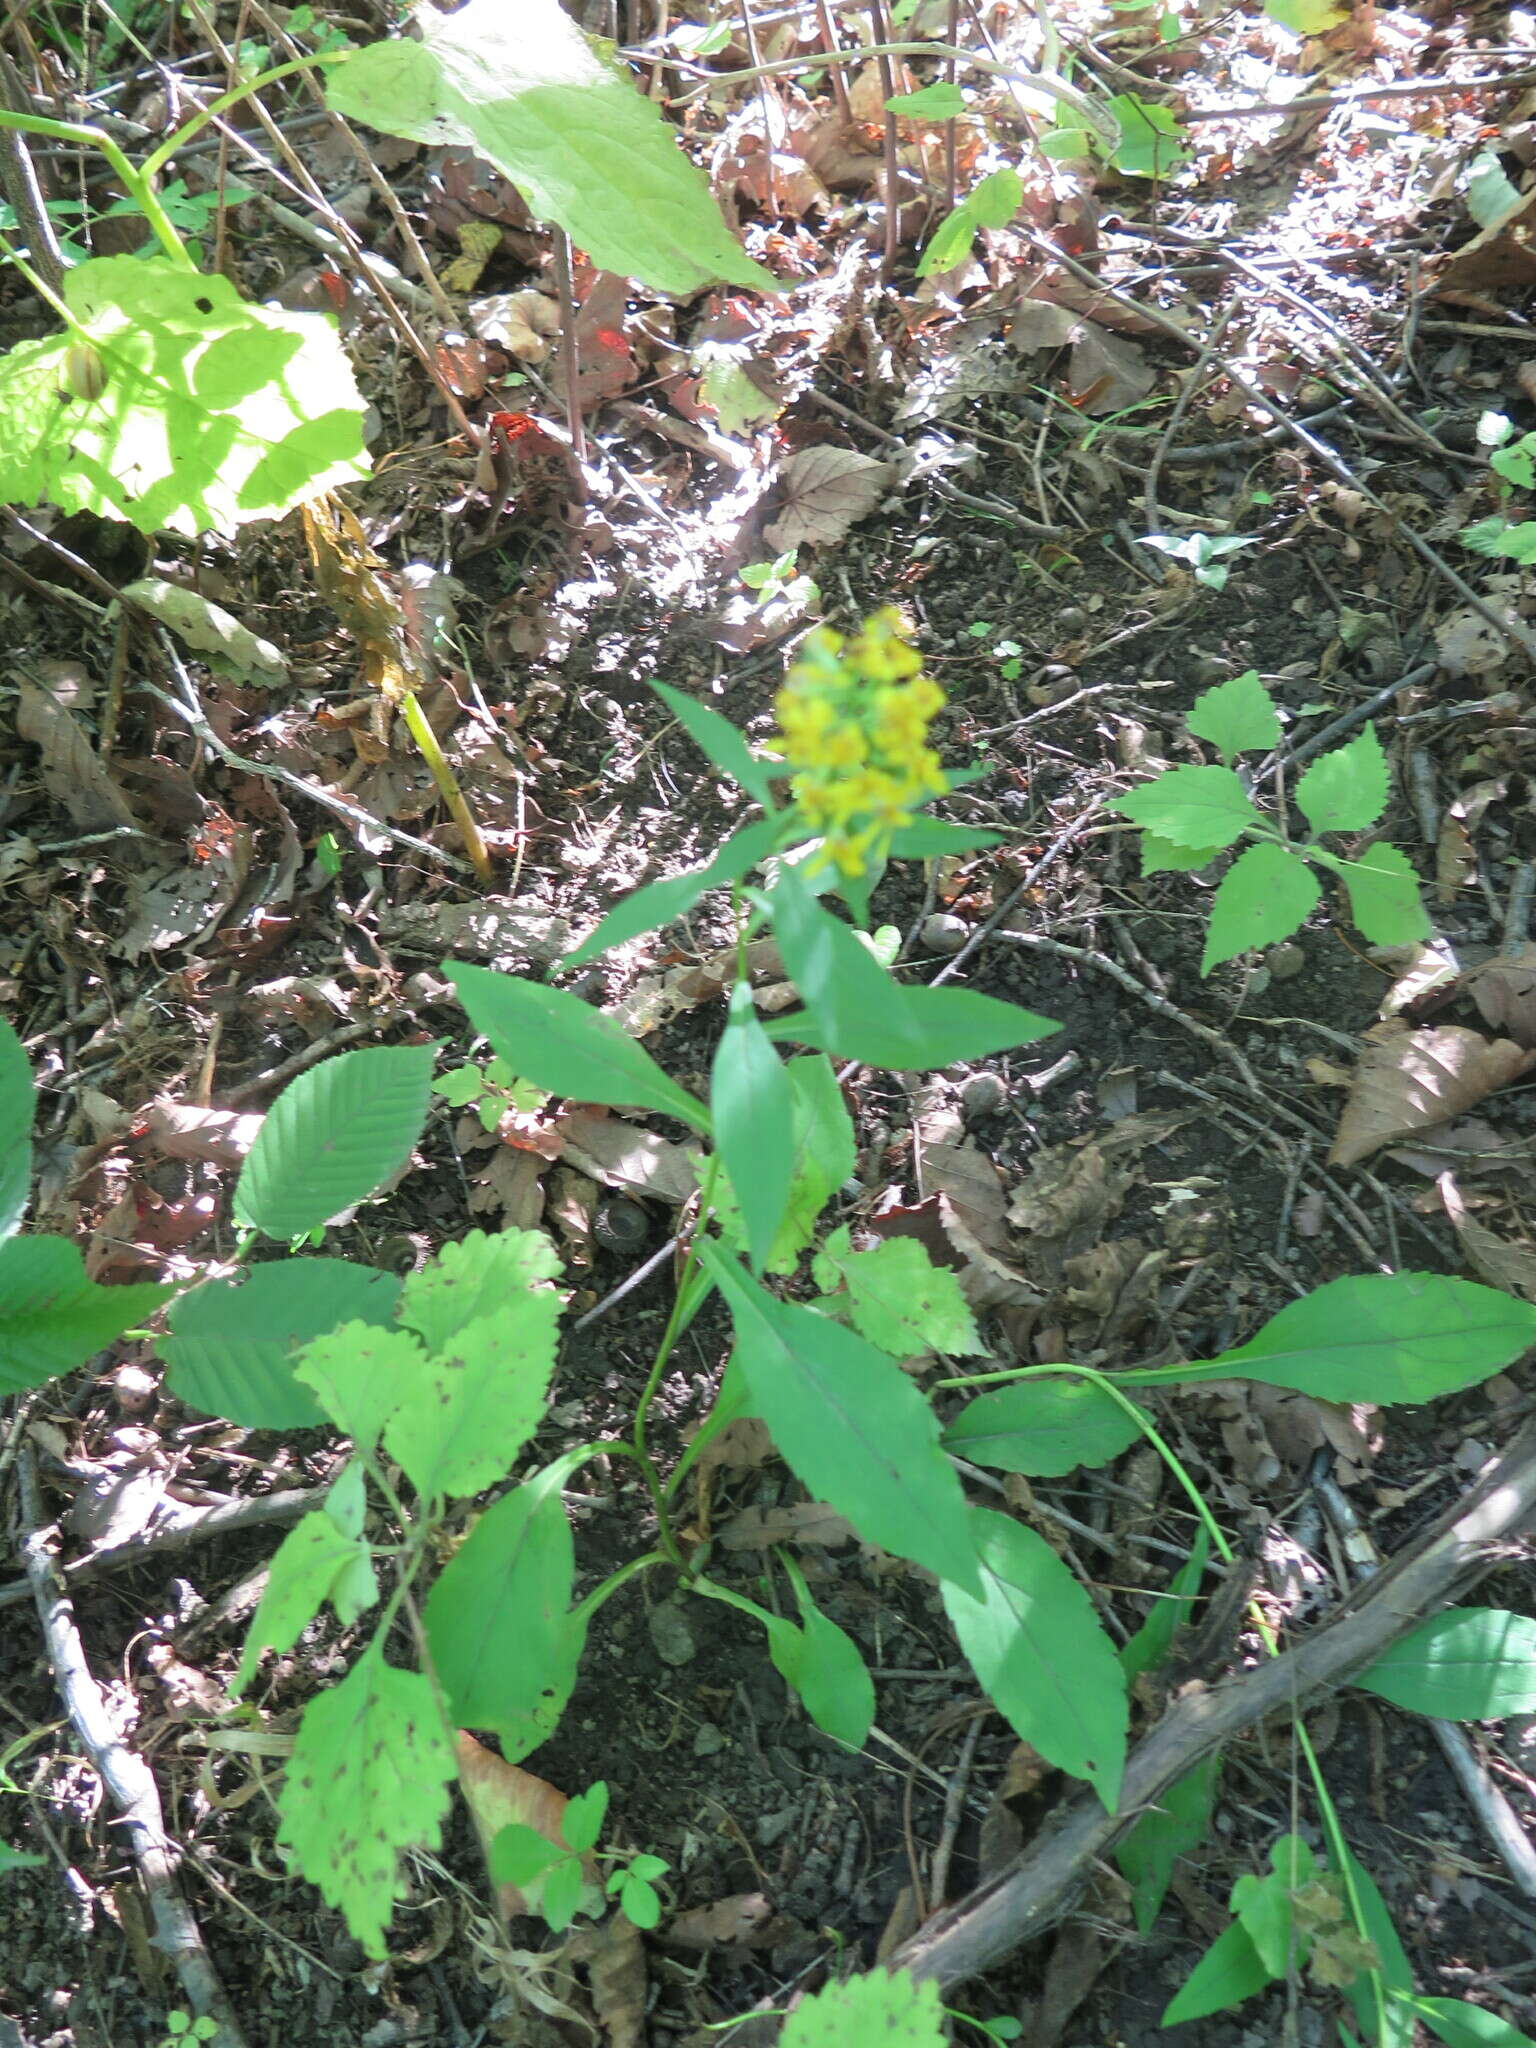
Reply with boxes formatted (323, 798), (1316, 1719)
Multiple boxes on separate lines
(773, 610), (947, 876)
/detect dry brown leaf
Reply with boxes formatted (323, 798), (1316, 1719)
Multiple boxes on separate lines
(689, 1415), (774, 1479)
(1463, 944), (1536, 1048)
(666, 1892), (798, 1950)
(1327, 1022), (1536, 1167)
(145, 1100), (263, 1166)
(467, 1145), (548, 1227)
(571, 1913), (648, 2048)
(17, 676), (142, 833)
(1438, 1172), (1536, 1301)
(455, 1731), (584, 1922)
(558, 1108), (700, 1206)
(714, 1502), (856, 1550)
(764, 446), (891, 550)
(869, 1192), (1041, 1312)
(1066, 320), (1154, 415)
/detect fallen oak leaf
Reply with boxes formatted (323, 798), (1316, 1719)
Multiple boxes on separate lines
(764, 445), (891, 550)
(1328, 1021), (1536, 1168)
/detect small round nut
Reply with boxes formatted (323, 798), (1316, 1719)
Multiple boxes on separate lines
(921, 912), (967, 956)
(594, 1197), (649, 1255)
(961, 1070), (1008, 1119)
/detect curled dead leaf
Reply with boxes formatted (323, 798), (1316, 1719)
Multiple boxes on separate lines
(455, 1730), (585, 1922)
(1438, 1172), (1536, 1302)
(763, 445), (891, 550)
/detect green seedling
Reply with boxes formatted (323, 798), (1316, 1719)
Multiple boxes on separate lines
(156, 2014), (219, 2048)
(1111, 667), (1430, 971)
(1139, 529), (1259, 591)
(433, 1055), (550, 1135)
(1460, 409), (1536, 564)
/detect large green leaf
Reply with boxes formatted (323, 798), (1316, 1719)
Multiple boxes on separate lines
(0, 1236), (170, 1395)
(941, 1506), (1127, 1809)
(1352, 1608), (1536, 1720)
(397, 1228), (562, 1355)
(1161, 1917), (1270, 2027)
(714, 1055), (855, 1275)
(782, 1969), (947, 2048)
(1408, 1996), (1536, 2048)
(0, 257), (368, 536)
(276, 1646), (456, 1957)
(1186, 670), (1281, 761)
(448, 965), (708, 1131)
(163, 1257), (401, 1427)
(943, 1374), (1146, 1477)
(1343, 1850), (1415, 2048)
(1112, 763), (1264, 851)
(327, 0), (773, 296)
(698, 1242), (982, 1595)
(1126, 1273), (1536, 1405)
(384, 1296), (562, 1503)
(769, 869), (1056, 1068)
(294, 1321), (428, 1453)
(712, 981), (795, 1273)
(423, 1453), (587, 1760)
(813, 1228), (983, 1358)
(1325, 842), (1431, 948)
(563, 815), (781, 970)
(0, 1015), (32, 1241)
(234, 1506), (377, 1691)
(1296, 725), (1388, 836)
(233, 1043), (434, 1239)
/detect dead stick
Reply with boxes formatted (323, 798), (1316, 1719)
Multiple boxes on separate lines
(16, 1447), (253, 2045)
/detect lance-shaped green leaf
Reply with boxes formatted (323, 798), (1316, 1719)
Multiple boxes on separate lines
(1186, 669), (1281, 761)
(698, 1241), (981, 1595)
(1122, 1272), (1536, 1405)
(448, 965), (708, 1131)
(708, 1054), (854, 1275)
(1201, 841), (1320, 973)
(1116, 1754), (1219, 1935)
(327, 0), (774, 296)
(712, 981), (795, 1273)
(697, 1559), (875, 1751)
(0, 1015), (32, 1241)
(0, 256), (368, 536)
(1161, 1914), (1271, 2026)
(812, 1228), (983, 1357)
(164, 1258), (401, 1428)
(235, 1505), (378, 1692)
(942, 1375), (1146, 1477)
(942, 1506), (1127, 1809)
(1407, 1996), (1536, 2048)
(885, 820), (1003, 859)
(564, 815), (781, 970)
(769, 869), (1056, 1068)
(653, 682), (780, 808)
(0, 1237), (170, 1395)
(424, 1452), (587, 1759)
(1112, 764), (1264, 851)
(276, 1645), (456, 1957)
(1296, 724), (1389, 835)
(233, 1043), (433, 1240)
(1352, 1608), (1536, 1720)
(1119, 1528), (1211, 1684)
(1140, 834), (1225, 876)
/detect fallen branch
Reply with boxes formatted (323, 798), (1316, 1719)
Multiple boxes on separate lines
(16, 1445), (255, 2046)
(721, 1421), (1536, 2038)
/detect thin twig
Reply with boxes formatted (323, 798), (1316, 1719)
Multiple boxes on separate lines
(15, 1447), (252, 2045)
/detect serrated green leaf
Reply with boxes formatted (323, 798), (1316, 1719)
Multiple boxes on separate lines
(433, 1066), (485, 1107)
(769, 868), (1056, 1068)
(561, 1781), (608, 1852)
(1140, 833), (1225, 876)
(699, 1242), (982, 1595)
(1186, 670), (1281, 760)
(386, 1297), (561, 1502)
(782, 1969), (947, 2048)
(1329, 842), (1430, 947)
(0, 1015), (32, 1240)
(1106, 93), (1191, 178)
(1232, 1835), (1315, 1975)
(163, 1258), (401, 1427)
(276, 1646), (455, 1957)
(1491, 436), (1536, 489)
(1295, 725), (1389, 836)
(652, 682), (779, 808)
(233, 1043), (433, 1239)
(489, 1824), (563, 1887)
(1139, 1272), (1536, 1404)
(563, 815), (781, 970)
(1113, 764), (1264, 852)
(0, 1236), (170, 1395)
(1459, 515), (1536, 562)
(817, 1234), (984, 1358)
(0, 257), (368, 536)
(942, 1375), (1147, 1477)
(1115, 1754), (1218, 1933)
(423, 1453), (586, 1759)
(941, 1506), (1127, 1809)
(398, 1228), (562, 1355)
(1352, 1608), (1536, 1720)
(1409, 1996), (1536, 2048)
(234, 1510), (377, 1691)
(326, 1), (773, 296)
(448, 965), (708, 1131)
(294, 1321), (428, 1451)
(713, 981), (795, 1273)
(1201, 841), (1320, 973)
(1161, 1915), (1271, 2025)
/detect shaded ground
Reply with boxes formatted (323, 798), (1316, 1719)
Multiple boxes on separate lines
(3, 2), (1536, 2045)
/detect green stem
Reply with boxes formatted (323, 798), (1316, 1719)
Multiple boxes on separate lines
(571, 1551), (669, 1626)
(0, 108), (191, 267)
